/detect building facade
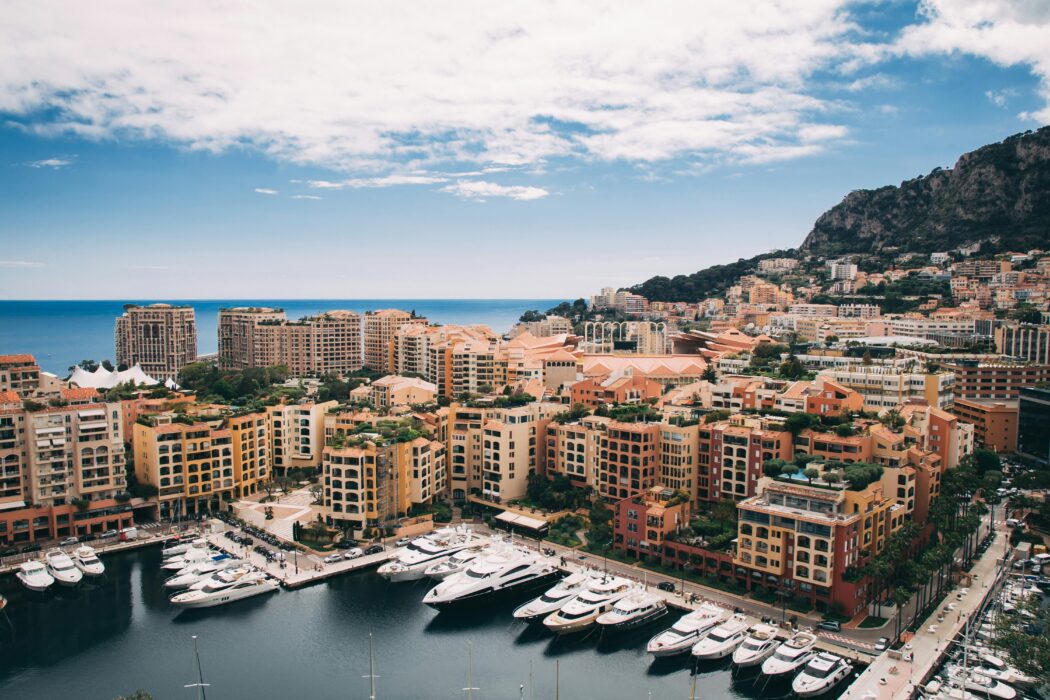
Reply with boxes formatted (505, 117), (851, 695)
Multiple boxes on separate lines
(114, 304), (198, 381)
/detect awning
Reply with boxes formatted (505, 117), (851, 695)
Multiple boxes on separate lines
(495, 510), (549, 531)
(0, 500), (27, 511)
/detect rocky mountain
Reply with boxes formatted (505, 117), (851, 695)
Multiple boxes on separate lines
(800, 126), (1050, 255)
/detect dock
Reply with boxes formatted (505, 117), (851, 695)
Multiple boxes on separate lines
(0, 523), (192, 575)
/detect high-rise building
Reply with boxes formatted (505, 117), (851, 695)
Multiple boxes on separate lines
(218, 309), (362, 376)
(217, 307), (287, 370)
(1018, 387), (1050, 464)
(995, 324), (1050, 364)
(115, 303), (197, 380)
(364, 309), (427, 373)
(267, 400), (338, 475)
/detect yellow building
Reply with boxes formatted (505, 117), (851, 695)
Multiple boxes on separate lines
(267, 400), (337, 475)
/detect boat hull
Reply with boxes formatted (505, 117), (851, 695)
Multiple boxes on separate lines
(173, 583), (278, 609)
(598, 606), (668, 633)
(16, 575), (52, 592)
(426, 570), (562, 610)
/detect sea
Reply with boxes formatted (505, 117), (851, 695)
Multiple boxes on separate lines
(0, 300), (563, 376)
(0, 547), (855, 700)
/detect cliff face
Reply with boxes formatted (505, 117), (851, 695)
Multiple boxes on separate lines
(800, 126), (1050, 255)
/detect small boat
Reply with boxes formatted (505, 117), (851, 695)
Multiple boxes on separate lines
(595, 590), (667, 632)
(512, 572), (591, 623)
(761, 630), (818, 677)
(792, 652), (852, 698)
(731, 623), (780, 668)
(72, 545), (105, 577)
(646, 603), (728, 657)
(16, 560), (54, 592)
(45, 548), (83, 586)
(170, 571), (279, 609)
(690, 616), (749, 660)
(542, 576), (633, 635)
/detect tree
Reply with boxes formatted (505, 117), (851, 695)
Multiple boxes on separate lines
(824, 471), (842, 486)
(779, 463), (799, 479)
(784, 412), (819, 436)
(701, 366), (718, 382)
(972, 448), (1002, 475)
(803, 467), (820, 483)
(778, 356), (805, 380)
(762, 458), (787, 477)
(711, 499), (737, 533)
(586, 499), (613, 547)
(824, 335), (840, 347)
(991, 595), (1050, 683)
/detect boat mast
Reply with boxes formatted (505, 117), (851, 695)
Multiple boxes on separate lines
(363, 631), (380, 700)
(463, 641), (479, 700)
(183, 635), (210, 700)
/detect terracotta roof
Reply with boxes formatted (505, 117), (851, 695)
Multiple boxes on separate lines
(0, 354), (36, 365)
(61, 387), (100, 401)
(0, 390), (19, 404)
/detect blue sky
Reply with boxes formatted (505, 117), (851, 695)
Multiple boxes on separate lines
(0, 0), (1048, 300)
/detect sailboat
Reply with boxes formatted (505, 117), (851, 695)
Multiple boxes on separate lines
(364, 632), (379, 700)
(184, 635), (210, 700)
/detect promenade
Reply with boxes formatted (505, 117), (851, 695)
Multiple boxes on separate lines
(839, 525), (1009, 700)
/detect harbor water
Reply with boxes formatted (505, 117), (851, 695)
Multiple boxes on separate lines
(0, 548), (857, 699)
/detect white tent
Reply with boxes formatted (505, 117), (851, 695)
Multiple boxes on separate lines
(68, 364), (160, 389)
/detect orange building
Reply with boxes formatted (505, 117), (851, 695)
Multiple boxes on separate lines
(951, 398), (1019, 453)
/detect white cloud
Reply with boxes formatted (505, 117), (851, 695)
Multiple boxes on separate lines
(254, 187), (279, 195)
(0, 260), (44, 268)
(0, 1), (873, 178)
(306, 175), (448, 190)
(290, 194), (321, 200)
(25, 157), (73, 169)
(440, 180), (549, 201)
(842, 73), (898, 92)
(896, 0), (1050, 122)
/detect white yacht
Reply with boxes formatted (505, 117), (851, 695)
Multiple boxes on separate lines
(542, 576), (634, 635)
(424, 542), (490, 580)
(792, 652), (852, 697)
(187, 565), (254, 592)
(974, 655), (1037, 688)
(162, 547), (222, 571)
(165, 559), (245, 589)
(423, 548), (560, 609)
(690, 616), (749, 660)
(646, 603), (728, 657)
(161, 537), (206, 559)
(71, 545), (105, 577)
(512, 572), (591, 623)
(596, 590), (667, 632)
(16, 560), (54, 592)
(761, 630), (818, 677)
(948, 667), (1017, 700)
(731, 624), (780, 668)
(170, 571), (279, 609)
(378, 527), (483, 582)
(45, 548), (83, 586)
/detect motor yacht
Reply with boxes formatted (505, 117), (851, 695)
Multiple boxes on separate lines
(690, 616), (749, 660)
(512, 572), (591, 623)
(378, 527), (484, 582)
(161, 537), (206, 559)
(948, 667), (1017, 700)
(595, 589), (667, 632)
(45, 548), (83, 586)
(16, 560), (54, 592)
(646, 603), (728, 657)
(187, 565), (254, 592)
(72, 545), (105, 577)
(422, 548), (560, 609)
(792, 652), (852, 697)
(760, 630), (818, 677)
(165, 559), (245, 589)
(170, 570), (278, 609)
(974, 655), (1037, 688)
(542, 576), (634, 635)
(424, 542), (490, 580)
(731, 624), (780, 668)
(162, 547), (224, 571)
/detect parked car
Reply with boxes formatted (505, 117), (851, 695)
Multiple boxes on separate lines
(395, 537), (412, 547)
(20, 543), (42, 553)
(335, 540), (356, 549)
(78, 533), (97, 542)
(345, 548), (364, 560)
(100, 529), (119, 539)
(0, 547), (18, 558)
(874, 637), (890, 652)
(657, 581), (676, 592)
(365, 544), (385, 555)
(323, 553), (343, 564)
(59, 536), (79, 547)
(817, 620), (841, 632)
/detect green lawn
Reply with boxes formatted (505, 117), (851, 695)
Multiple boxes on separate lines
(859, 616), (888, 628)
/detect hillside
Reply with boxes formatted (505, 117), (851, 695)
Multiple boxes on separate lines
(801, 126), (1050, 255)
(630, 127), (1050, 302)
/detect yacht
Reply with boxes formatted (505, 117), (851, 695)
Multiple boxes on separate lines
(424, 542), (490, 580)
(187, 565), (254, 592)
(646, 603), (728, 657)
(45, 548), (83, 586)
(72, 545), (105, 577)
(690, 616), (749, 660)
(761, 629), (818, 677)
(170, 571), (279, 609)
(161, 537), (206, 559)
(162, 547), (223, 571)
(512, 572), (591, 623)
(422, 548), (560, 609)
(16, 560), (54, 592)
(948, 667), (1017, 700)
(378, 527), (483, 582)
(596, 590), (667, 632)
(165, 559), (245, 589)
(792, 652), (852, 697)
(731, 624), (780, 668)
(542, 576), (634, 635)
(974, 655), (1037, 688)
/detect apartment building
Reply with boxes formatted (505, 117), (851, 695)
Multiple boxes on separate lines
(0, 398), (132, 546)
(569, 372), (663, 408)
(133, 412), (268, 519)
(995, 324), (1050, 364)
(613, 488), (691, 557)
(956, 259), (1010, 279)
(510, 315), (573, 338)
(597, 421), (660, 501)
(544, 415), (609, 490)
(267, 400), (337, 475)
(234, 310), (363, 377)
(0, 354), (42, 397)
(942, 360), (1050, 400)
(394, 324), (501, 398)
(368, 375), (437, 411)
(701, 416), (792, 502)
(899, 403), (973, 470)
(816, 364), (954, 410)
(1018, 388), (1050, 464)
(757, 257), (799, 273)
(951, 399), (1018, 453)
(322, 437), (446, 535)
(114, 303), (198, 381)
(217, 307), (287, 370)
(883, 317), (976, 339)
(364, 309), (428, 373)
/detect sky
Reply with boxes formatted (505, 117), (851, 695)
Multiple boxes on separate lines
(1, 0), (1048, 300)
